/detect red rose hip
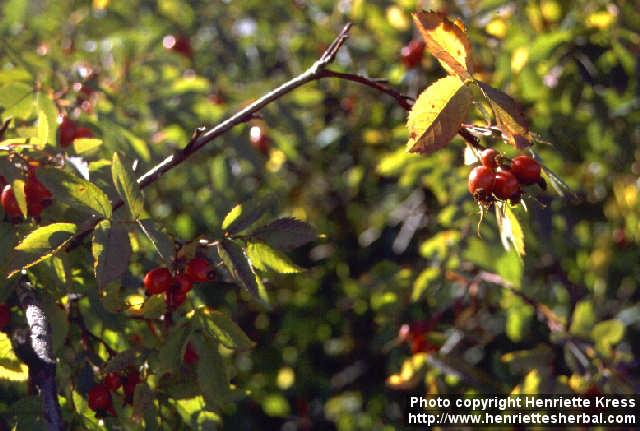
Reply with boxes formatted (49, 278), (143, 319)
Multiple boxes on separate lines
(401, 40), (425, 69)
(143, 267), (173, 294)
(1, 186), (23, 220)
(468, 166), (496, 196)
(58, 116), (77, 147)
(88, 384), (112, 411)
(511, 155), (541, 185)
(480, 148), (498, 169)
(183, 342), (199, 365)
(185, 257), (213, 283)
(103, 372), (122, 391)
(175, 274), (193, 294)
(494, 170), (521, 200)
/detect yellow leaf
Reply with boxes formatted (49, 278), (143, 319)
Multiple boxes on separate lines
(486, 19), (507, 39)
(586, 11), (616, 29)
(413, 11), (473, 80)
(477, 82), (531, 149)
(406, 76), (472, 154)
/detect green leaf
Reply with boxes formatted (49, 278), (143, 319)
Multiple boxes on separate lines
(411, 267), (439, 302)
(11, 179), (28, 218)
(104, 351), (136, 374)
(570, 300), (595, 337)
(72, 138), (103, 154)
(112, 152), (145, 219)
(37, 167), (112, 218)
(137, 219), (175, 264)
(155, 325), (188, 376)
(120, 127), (151, 162)
(199, 309), (254, 351)
(496, 203), (525, 257)
(248, 217), (316, 251)
(142, 295), (167, 319)
(592, 319), (625, 356)
(194, 338), (230, 410)
(132, 383), (157, 428)
(246, 242), (302, 273)
(36, 91), (58, 147)
(0, 332), (28, 381)
(406, 75), (473, 154)
(217, 239), (269, 306)
(0, 82), (34, 120)
(6, 223), (77, 277)
(92, 220), (131, 288)
(221, 199), (270, 235)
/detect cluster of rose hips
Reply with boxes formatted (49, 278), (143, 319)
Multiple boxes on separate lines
(468, 149), (543, 206)
(1, 167), (53, 222)
(143, 257), (214, 310)
(88, 367), (142, 416)
(401, 40), (425, 69)
(58, 115), (93, 148)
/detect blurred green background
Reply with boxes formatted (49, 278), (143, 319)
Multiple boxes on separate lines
(1, 0), (639, 429)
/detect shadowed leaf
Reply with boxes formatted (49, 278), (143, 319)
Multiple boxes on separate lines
(248, 217), (316, 250)
(112, 152), (145, 220)
(92, 220), (131, 288)
(477, 82), (531, 149)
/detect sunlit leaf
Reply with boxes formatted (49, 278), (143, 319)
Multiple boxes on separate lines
(406, 76), (472, 154)
(0, 333), (29, 381)
(496, 203), (525, 257)
(72, 138), (103, 154)
(411, 267), (439, 302)
(199, 309), (254, 351)
(221, 199), (270, 235)
(11, 179), (27, 218)
(413, 11), (473, 80)
(6, 223), (77, 277)
(246, 242), (302, 274)
(217, 239), (269, 307)
(37, 167), (112, 218)
(592, 319), (624, 356)
(0, 82), (33, 120)
(386, 352), (429, 389)
(36, 91), (58, 147)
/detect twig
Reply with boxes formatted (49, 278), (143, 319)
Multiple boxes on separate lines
(318, 69), (414, 110)
(476, 270), (565, 333)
